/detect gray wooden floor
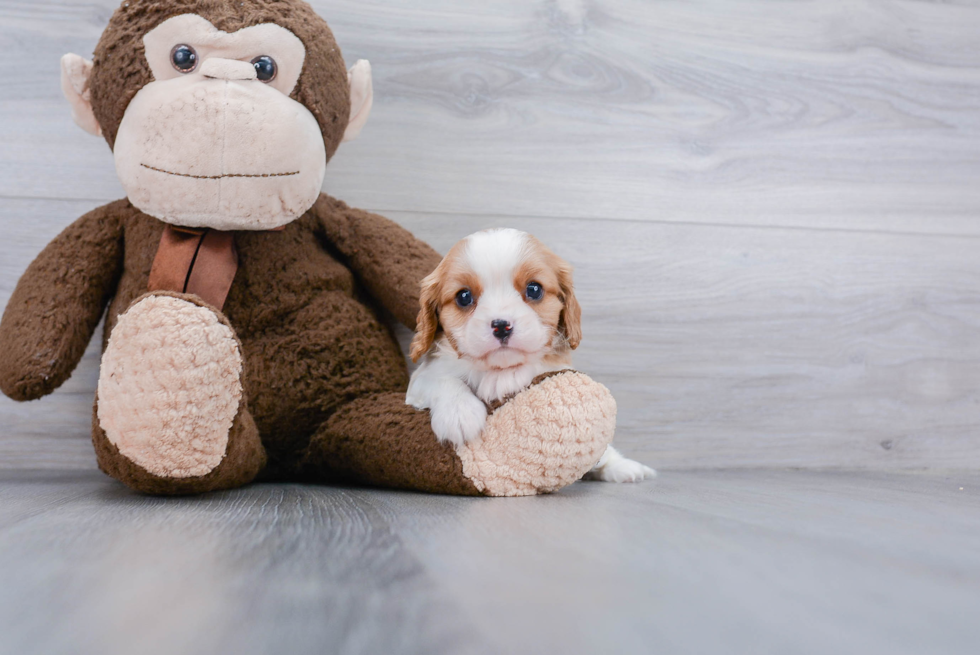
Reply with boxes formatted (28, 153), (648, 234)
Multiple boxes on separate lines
(0, 469), (978, 655)
(2, 1), (980, 653)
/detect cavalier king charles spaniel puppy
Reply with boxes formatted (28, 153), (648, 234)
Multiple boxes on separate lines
(406, 228), (655, 483)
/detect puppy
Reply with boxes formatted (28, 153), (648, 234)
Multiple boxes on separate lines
(406, 228), (655, 483)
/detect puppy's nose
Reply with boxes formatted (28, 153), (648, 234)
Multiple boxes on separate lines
(491, 319), (513, 341)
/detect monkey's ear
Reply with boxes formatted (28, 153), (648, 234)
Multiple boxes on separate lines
(342, 60), (373, 143)
(60, 54), (102, 137)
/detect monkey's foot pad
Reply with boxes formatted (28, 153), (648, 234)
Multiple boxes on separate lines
(97, 293), (243, 478)
(458, 371), (617, 497)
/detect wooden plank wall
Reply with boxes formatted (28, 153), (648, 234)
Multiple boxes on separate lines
(1, 0), (978, 470)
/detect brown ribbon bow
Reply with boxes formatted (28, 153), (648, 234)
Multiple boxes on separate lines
(147, 225), (240, 310)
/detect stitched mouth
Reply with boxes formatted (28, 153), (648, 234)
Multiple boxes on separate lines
(141, 163), (300, 179)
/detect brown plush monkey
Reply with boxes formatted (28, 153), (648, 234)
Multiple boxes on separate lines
(0, 0), (616, 496)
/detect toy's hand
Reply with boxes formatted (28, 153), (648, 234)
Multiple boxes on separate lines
(429, 391), (488, 447)
(0, 202), (125, 401)
(314, 196), (442, 330)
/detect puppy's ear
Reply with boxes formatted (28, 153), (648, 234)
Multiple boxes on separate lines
(410, 270), (441, 362)
(556, 258), (582, 350)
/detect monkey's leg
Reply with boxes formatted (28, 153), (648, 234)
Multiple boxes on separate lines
(92, 291), (266, 495)
(302, 371), (617, 496)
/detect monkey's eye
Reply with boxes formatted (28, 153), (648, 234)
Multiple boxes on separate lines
(170, 45), (198, 73)
(525, 282), (543, 301)
(455, 289), (474, 308)
(251, 56), (277, 82)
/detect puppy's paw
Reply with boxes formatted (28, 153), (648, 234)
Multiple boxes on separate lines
(430, 394), (488, 448)
(584, 448), (657, 483)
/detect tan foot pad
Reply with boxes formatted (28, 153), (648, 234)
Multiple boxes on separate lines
(97, 294), (243, 478)
(458, 371), (617, 497)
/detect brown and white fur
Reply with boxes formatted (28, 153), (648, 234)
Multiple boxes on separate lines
(407, 228), (655, 483)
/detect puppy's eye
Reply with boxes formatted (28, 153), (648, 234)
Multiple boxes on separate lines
(525, 282), (543, 301)
(171, 45), (198, 73)
(251, 56), (277, 82)
(455, 289), (474, 308)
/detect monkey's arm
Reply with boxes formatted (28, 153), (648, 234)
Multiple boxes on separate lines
(314, 194), (441, 330)
(0, 202), (125, 401)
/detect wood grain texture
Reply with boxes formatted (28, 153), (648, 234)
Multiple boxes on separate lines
(2, 0), (980, 471)
(2, 0), (980, 234)
(0, 469), (978, 655)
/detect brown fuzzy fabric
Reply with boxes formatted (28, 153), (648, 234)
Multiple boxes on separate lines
(1, 195), (616, 497)
(92, 290), (264, 495)
(301, 392), (482, 496)
(87, 196), (438, 484)
(88, 0), (350, 161)
(0, 194), (454, 493)
(0, 201), (125, 400)
(92, 389), (267, 495)
(314, 194), (444, 329)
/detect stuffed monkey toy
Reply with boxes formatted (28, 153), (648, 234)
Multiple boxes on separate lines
(0, 0), (616, 496)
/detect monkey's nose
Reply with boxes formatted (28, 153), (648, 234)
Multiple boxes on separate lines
(491, 319), (513, 341)
(200, 58), (258, 82)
